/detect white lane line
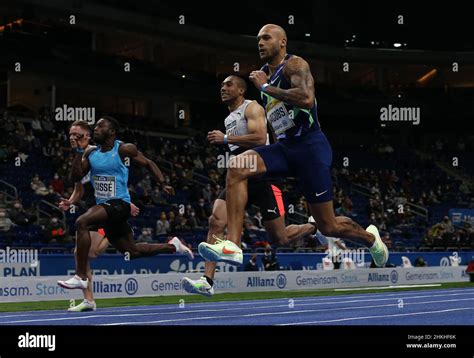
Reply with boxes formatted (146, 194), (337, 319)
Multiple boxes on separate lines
(2, 287), (472, 320)
(3, 286), (473, 318)
(101, 297), (474, 326)
(334, 284), (442, 291)
(2, 291), (474, 324)
(278, 308), (474, 325)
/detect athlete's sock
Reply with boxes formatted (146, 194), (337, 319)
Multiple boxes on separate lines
(169, 240), (179, 252)
(203, 275), (214, 287)
(369, 235), (378, 249)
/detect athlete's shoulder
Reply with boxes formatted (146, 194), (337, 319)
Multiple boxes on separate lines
(284, 55), (310, 73)
(84, 145), (97, 157)
(244, 100), (265, 119)
(118, 142), (138, 155)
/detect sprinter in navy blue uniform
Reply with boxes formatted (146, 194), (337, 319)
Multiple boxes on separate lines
(58, 116), (193, 290)
(199, 24), (389, 268)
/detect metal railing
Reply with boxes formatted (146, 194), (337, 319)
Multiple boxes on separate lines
(351, 183), (428, 220)
(351, 183), (373, 197)
(190, 171), (217, 187)
(0, 180), (19, 203)
(36, 200), (66, 225)
(156, 158), (174, 172)
(158, 161), (217, 189)
(406, 202), (429, 220)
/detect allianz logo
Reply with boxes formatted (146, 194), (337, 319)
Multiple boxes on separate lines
(368, 270), (399, 284)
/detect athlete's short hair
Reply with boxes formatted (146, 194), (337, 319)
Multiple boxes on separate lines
(229, 75), (248, 95)
(70, 120), (92, 135)
(101, 116), (120, 134)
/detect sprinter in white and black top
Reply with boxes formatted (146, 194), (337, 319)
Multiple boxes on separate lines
(182, 75), (316, 296)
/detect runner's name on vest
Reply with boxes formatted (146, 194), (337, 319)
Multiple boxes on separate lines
(93, 175), (116, 199)
(267, 102), (295, 135)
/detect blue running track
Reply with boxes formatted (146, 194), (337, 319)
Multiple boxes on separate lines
(1, 288), (473, 326)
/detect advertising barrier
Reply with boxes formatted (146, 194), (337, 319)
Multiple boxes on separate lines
(0, 266), (469, 302)
(1, 251), (472, 277)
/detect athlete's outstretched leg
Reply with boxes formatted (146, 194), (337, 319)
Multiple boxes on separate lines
(181, 198), (227, 296)
(74, 205), (108, 279)
(204, 198), (227, 280)
(197, 150), (267, 264)
(309, 201), (388, 266)
(112, 224), (193, 259)
(285, 223), (316, 242)
(226, 150), (267, 245)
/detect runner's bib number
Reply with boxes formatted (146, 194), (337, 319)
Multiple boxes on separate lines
(93, 175), (116, 199)
(266, 102), (295, 135)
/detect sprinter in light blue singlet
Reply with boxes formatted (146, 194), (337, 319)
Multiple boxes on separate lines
(199, 24), (389, 271)
(57, 116), (193, 291)
(89, 139), (131, 205)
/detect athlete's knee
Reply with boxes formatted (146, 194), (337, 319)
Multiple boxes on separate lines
(88, 251), (99, 259)
(226, 165), (249, 185)
(75, 216), (92, 231)
(208, 213), (225, 234)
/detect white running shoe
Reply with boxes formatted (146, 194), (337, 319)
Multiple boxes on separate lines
(366, 225), (389, 267)
(181, 277), (215, 297)
(169, 237), (194, 260)
(198, 237), (243, 265)
(68, 299), (97, 312)
(57, 275), (88, 290)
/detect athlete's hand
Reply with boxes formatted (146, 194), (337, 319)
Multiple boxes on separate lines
(162, 185), (175, 196)
(207, 130), (225, 145)
(58, 197), (72, 211)
(249, 71), (268, 90)
(130, 203), (140, 217)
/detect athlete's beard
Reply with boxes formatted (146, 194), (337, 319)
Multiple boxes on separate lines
(93, 134), (105, 144)
(267, 48), (285, 66)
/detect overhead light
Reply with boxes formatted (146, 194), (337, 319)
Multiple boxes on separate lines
(370, 41), (375, 45)
(305, 33), (311, 37)
(393, 43), (402, 48)
(416, 69), (438, 85)
(182, 74), (186, 78)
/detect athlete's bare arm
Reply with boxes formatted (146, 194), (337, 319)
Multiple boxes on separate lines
(71, 146), (95, 183)
(249, 56), (315, 109)
(59, 181), (139, 216)
(207, 101), (267, 147)
(119, 143), (174, 195)
(59, 182), (84, 211)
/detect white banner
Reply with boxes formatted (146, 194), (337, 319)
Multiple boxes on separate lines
(0, 266), (469, 303)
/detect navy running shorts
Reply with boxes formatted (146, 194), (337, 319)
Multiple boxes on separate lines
(254, 130), (333, 204)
